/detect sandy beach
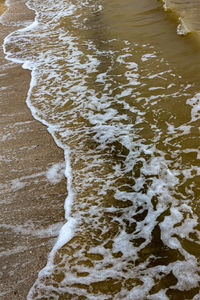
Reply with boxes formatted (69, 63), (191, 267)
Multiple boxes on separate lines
(1, 0), (200, 299)
(0, 1), (67, 299)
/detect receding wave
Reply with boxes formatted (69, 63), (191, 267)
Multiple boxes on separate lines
(2, 0), (200, 298)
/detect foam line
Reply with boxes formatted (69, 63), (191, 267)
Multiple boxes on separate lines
(2, 0), (77, 273)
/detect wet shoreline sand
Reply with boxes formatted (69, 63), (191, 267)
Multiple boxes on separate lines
(0, 1), (67, 299)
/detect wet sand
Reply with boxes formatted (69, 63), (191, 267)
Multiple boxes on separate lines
(0, 1), (67, 299)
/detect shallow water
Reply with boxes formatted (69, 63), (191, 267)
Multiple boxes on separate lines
(2, 0), (200, 298)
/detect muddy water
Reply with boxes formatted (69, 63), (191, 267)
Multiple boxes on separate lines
(2, 0), (200, 298)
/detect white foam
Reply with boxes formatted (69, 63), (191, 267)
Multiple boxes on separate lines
(49, 217), (76, 253)
(177, 17), (191, 36)
(63, 148), (74, 220)
(0, 172), (46, 193)
(0, 245), (27, 258)
(141, 52), (157, 62)
(128, 277), (154, 299)
(172, 260), (200, 290)
(11, 178), (27, 191)
(113, 230), (137, 257)
(46, 162), (65, 184)
(161, 0), (169, 11)
(187, 93), (200, 122)
(0, 221), (63, 238)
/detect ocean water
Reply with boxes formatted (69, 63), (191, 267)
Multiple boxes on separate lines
(2, 0), (200, 298)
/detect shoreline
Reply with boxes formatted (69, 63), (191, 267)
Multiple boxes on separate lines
(0, 1), (67, 299)
(1, 0), (200, 299)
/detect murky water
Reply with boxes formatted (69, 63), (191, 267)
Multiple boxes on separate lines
(2, 0), (200, 298)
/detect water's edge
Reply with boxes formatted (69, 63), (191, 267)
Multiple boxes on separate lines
(1, 0), (76, 271)
(0, 0), (74, 298)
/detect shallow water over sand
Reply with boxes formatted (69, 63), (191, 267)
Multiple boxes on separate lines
(2, 0), (200, 298)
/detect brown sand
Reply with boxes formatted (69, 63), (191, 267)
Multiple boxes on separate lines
(0, 1), (6, 16)
(0, 1), (67, 299)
